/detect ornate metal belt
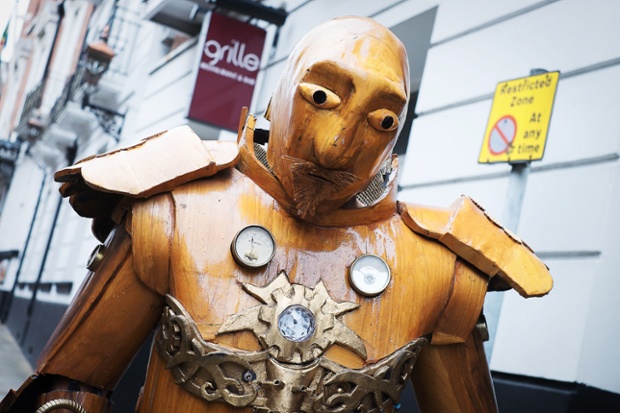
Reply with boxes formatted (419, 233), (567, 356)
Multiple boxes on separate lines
(156, 291), (427, 413)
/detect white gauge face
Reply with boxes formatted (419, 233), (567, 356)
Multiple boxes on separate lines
(231, 225), (276, 268)
(349, 254), (391, 297)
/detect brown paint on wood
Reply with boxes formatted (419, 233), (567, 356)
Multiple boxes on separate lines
(36, 376), (112, 413)
(129, 166), (454, 366)
(412, 329), (499, 413)
(237, 114), (399, 227)
(53, 126), (239, 220)
(432, 259), (489, 345)
(401, 198), (553, 298)
(37, 225), (164, 390)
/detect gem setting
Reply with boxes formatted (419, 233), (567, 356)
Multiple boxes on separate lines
(217, 271), (367, 363)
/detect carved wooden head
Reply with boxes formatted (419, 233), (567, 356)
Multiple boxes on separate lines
(265, 16), (410, 218)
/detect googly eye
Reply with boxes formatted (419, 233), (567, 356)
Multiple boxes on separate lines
(299, 83), (341, 109)
(368, 109), (399, 132)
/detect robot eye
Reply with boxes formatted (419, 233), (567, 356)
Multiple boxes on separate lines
(299, 83), (341, 109)
(368, 109), (399, 132)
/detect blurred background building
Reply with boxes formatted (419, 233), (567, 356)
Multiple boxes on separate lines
(0, 0), (618, 411)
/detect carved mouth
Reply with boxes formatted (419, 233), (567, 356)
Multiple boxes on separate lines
(306, 172), (333, 183)
(281, 156), (361, 218)
(284, 156), (357, 186)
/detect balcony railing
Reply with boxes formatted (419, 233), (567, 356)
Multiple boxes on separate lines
(17, 81), (46, 127)
(48, 65), (86, 126)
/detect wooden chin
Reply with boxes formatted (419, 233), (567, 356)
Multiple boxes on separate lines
(279, 155), (363, 219)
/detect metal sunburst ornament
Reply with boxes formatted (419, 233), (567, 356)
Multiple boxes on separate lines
(217, 271), (367, 364)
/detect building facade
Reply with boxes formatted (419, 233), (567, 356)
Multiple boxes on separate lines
(0, 0), (618, 411)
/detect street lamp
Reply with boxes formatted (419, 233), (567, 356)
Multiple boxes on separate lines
(26, 118), (46, 141)
(80, 34), (125, 142)
(83, 39), (115, 87)
(15, 115), (46, 145)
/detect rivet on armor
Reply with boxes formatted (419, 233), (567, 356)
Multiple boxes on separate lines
(242, 370), (256, 383)
(86, 244), (106, 271)
(476, 313), (490, 342)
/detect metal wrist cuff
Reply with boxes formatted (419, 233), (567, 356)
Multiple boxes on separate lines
(36, 399), (87, 413)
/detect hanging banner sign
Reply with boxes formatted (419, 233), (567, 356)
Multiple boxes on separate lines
(479, 71), (560, 164)
(188, 13), (266, 132)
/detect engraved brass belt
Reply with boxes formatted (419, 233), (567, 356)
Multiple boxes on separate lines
(155, 295), (427, 413)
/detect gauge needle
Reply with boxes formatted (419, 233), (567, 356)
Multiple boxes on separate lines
(245, 236), (258, 261)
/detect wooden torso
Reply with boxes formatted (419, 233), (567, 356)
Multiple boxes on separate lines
(137, 168), (457, 413)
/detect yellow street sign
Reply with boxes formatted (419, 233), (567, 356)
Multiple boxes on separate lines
(479, 71), (560, 163)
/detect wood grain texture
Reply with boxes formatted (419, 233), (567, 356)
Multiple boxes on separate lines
(130, 163), (464, 412)
(7, 13), (555, 413)
(401, 197), (553, 298)
(36, 376), (113, 413)
(264, 17), (409, 221)
(137, 350), (233, 413)
(38, 127), (504, 411)
(53, 126), (239, 219)
(432, 259), (489, 345)
(132, 193), (174, 296)
(412, 329), (499, 413)
(237, 114), (399, 227)
(36, 225), (164, 391)
(151, 168), (455, 363)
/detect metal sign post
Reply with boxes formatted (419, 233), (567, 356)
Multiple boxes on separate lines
(484, 160), (530, 360)
(480, 69), (559, 361)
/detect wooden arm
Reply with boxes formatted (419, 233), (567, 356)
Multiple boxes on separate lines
(36, 222), (165, 391)
(411, 328), (498, 413)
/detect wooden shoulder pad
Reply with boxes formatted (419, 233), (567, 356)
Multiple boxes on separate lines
(399, 196), (553, 298)
(54, 125), (239, 218)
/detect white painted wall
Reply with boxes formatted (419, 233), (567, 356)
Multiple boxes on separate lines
(394, 0), (620, 393)
(132, 33), (198, 139)
(0, 157), (45, 292)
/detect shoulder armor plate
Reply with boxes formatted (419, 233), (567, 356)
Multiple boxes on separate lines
(399, 196), (553, 298)
(54, 125), (240, 218)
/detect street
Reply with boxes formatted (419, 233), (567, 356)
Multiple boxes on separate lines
(0, 323), (33, 400)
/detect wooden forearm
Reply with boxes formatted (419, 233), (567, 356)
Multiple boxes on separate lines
(412, 329), (498, 413)
(36, 223), (165, 391)
(0, 374), (111, 413)
(36, 376), (112, 413)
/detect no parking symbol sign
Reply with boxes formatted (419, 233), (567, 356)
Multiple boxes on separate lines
(488, 115), (516, 155)
(479, 71), (559, 163)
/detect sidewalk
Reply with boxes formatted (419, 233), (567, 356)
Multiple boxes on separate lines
(0, 323), (33, 400)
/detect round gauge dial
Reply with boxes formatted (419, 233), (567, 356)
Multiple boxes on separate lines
(231, 225), (276, 268)
(349, 254), (391, 297)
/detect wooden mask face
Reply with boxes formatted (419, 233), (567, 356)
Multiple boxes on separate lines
(266, 17), (410, 218)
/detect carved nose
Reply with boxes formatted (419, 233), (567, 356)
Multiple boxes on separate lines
(313, 122), (358, 170)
